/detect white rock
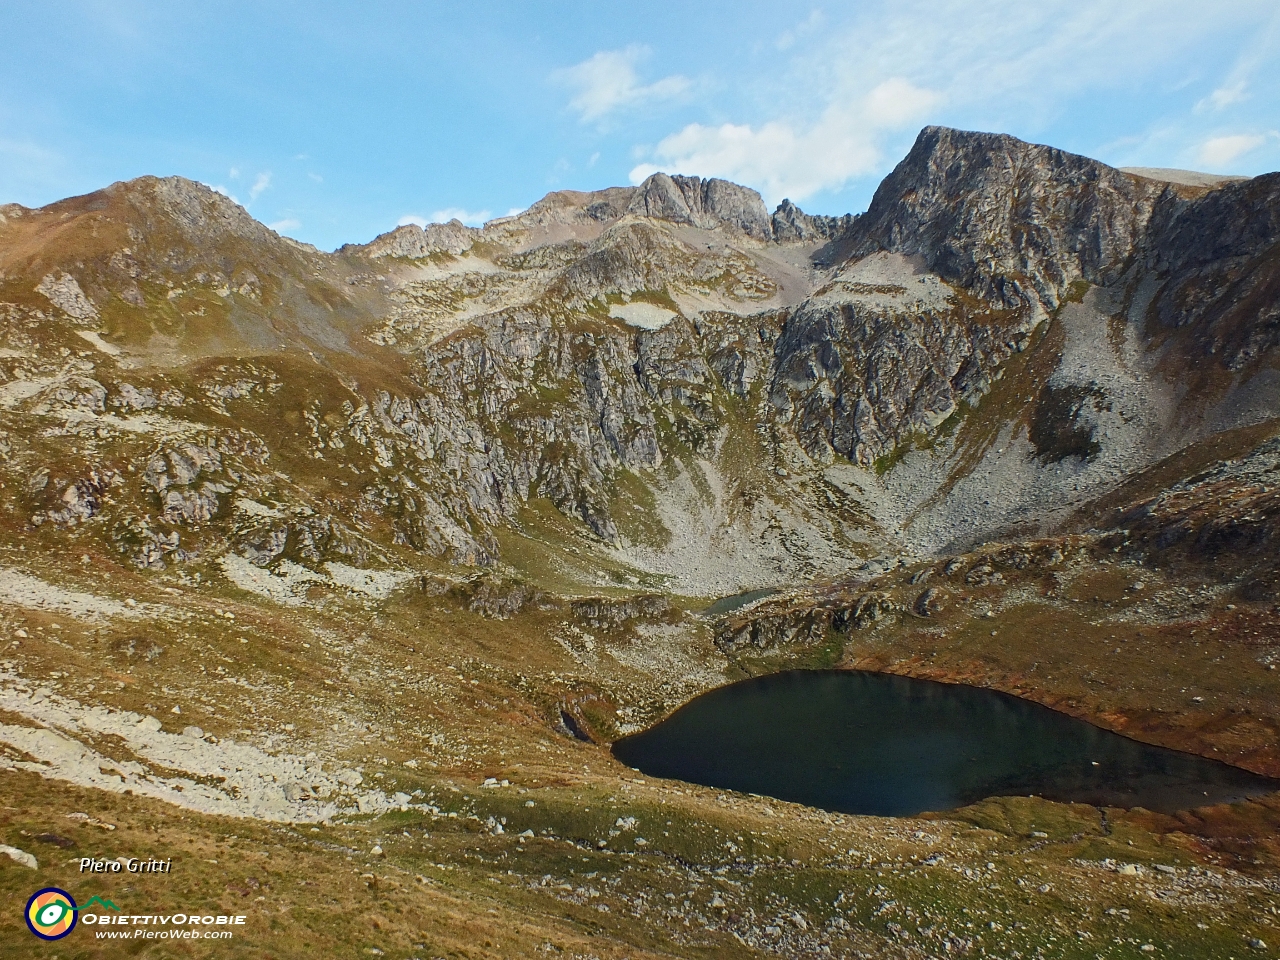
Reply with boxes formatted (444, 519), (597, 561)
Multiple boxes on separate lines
(36, 272), (99, 322)
(0, 844), (36, 868)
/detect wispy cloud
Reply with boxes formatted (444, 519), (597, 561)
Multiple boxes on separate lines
(553, 45), (690, 123)
(776, 9), (825, 51)
(1196, 133), (1267, 167)
(249, 172), (271, 202)
(1196, 80), (1249, 113)
(268, 218), (301, 233)
(629, 0), (1278, 203)
(398, 207), (492, 228)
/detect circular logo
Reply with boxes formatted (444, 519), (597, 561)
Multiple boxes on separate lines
(25, 888), (78, 940)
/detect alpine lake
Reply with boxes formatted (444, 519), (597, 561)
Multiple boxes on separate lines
(612, 670), (1279, 817)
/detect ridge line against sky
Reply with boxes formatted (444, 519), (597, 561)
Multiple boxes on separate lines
(1, 0), (1278, 251)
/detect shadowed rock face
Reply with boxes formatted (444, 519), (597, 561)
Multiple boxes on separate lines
(1137, 172), (1280, 373)
(770, 281), (1025, 465)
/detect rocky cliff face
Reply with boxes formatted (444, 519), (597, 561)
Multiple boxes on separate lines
(1135, 172), (1280, 378)
(1, 127), (1277, 598)
(624, 173), (773, 239)
(770, 199), (855, 243)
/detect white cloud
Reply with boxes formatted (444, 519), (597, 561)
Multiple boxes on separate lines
(776, 9), (825, 51)
(229, 167), (240, 179)
(553, 45), (690, 123)
(431, 207), (491, 226)
(630, 79), (938, 205)
(863, 77), (941, 127)
(268, 218), (301, 233)
(1196, 80), (1249, 112)
(249, 172), (271, 202)
(1196, 133), (1266, 168)
(308, 172), (323, 183)
(398, 208), (492, 228)
(629, 0), (1277, 204)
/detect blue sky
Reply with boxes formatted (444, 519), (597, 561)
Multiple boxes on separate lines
(2, 1), (1278, 250)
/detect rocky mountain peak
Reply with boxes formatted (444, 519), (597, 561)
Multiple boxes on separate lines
(356, 219), (477, 259)
(517, 185), (638, 227)
(770, 198), (856, 243)
(626, 173), (773, 239)
(111, 175), (281, 248)
(845, 125), (1170, 309)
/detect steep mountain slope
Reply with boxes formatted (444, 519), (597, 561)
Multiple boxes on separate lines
(3, 128), (1279, 593)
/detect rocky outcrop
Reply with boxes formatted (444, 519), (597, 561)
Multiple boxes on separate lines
(715, 589), (903, 653)
(489, 185), (639, 241)
(1114, 436), (1280, 565)
(627, 173), (773, 239)
(35, 271), (99, 322)
(770, 200), (855, 243)
(359, 220), (476, 259)
(769, 284), (1027, 464)
(137, 176), (281, 248)
(448, 577), (547, 619)
(570, 594), (669, 628)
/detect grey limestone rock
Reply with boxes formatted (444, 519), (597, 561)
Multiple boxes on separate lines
(770, 199), (855, 243)
(36, 271), (99, 322)
(627, 173), (773, 239)
(361, 220), (476, 259)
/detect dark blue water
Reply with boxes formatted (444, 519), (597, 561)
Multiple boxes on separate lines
(701, 588), (778, 618)
(612, 671), (1279, 817)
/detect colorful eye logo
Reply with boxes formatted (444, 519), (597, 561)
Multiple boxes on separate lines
(25, 888), (78, 940)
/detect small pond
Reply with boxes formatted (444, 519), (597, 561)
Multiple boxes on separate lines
(701, 588), (778, 618)
(612, 670), (1279, 817)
